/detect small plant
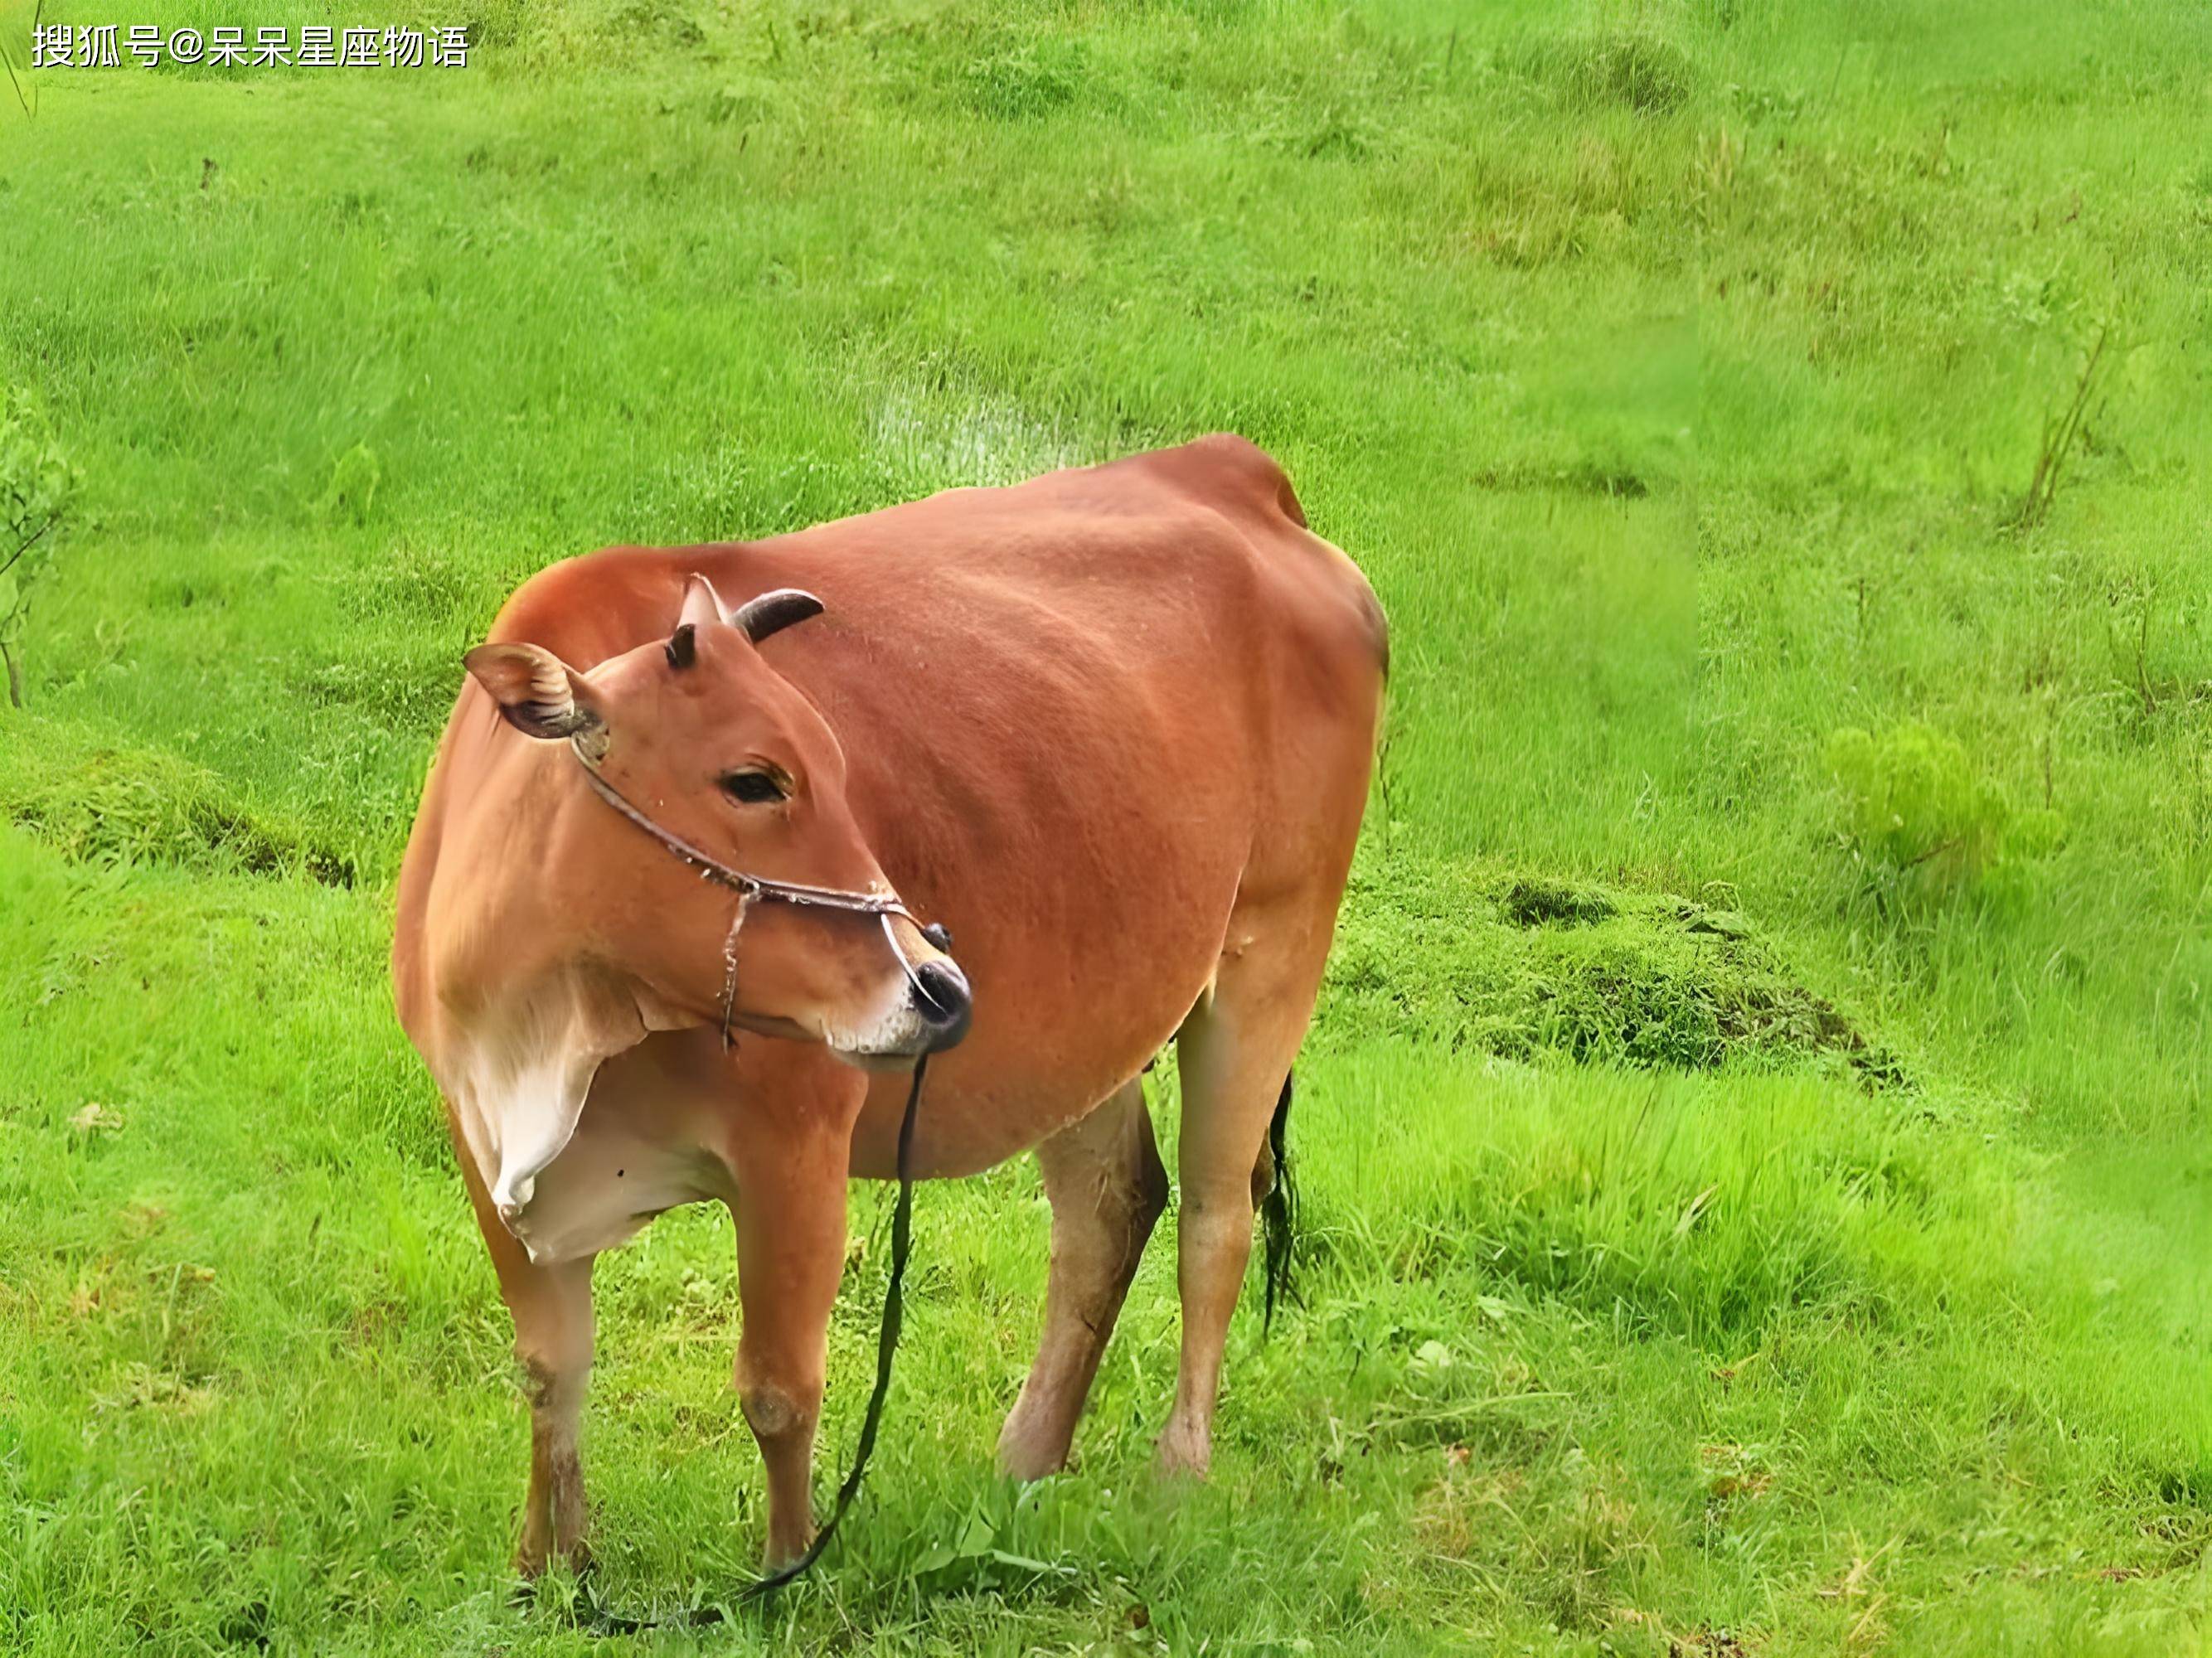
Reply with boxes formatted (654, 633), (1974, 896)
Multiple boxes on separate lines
(1826, 722), (2064, 890)
(958, 41), (1088, 120)
(2008, 324), (2108, 532)
(0, 382), (83, 709)
(316, 441), (382, 526)
(1507, 32), (1695, 115)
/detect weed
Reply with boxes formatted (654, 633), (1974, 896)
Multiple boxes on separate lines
(1826, 722), (2064, 894)
(316, 442), (381, 528)
(2009, 326), (2109, 532)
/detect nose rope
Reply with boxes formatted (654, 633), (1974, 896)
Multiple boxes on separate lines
(717, 891), (755, 1052)
(882, 913), (926, 1000)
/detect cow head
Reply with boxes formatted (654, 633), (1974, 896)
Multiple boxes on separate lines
(461, 574), (972, 1070)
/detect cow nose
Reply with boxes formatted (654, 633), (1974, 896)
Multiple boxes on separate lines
(911, 957), (972, 1051)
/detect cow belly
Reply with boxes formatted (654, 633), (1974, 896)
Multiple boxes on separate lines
(504, 1114), (732, 1263)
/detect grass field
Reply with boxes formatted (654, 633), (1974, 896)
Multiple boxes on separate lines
(3, 0), (2210, 1651)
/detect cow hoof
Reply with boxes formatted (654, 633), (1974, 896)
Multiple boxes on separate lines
(515, 1534), (592, 1581)
(762, 1531), (815, 1575)
(1153, 1424), (1212, 1480)
(996, 1409), (1074, 1483)
(997, 1441), (1070, 1484)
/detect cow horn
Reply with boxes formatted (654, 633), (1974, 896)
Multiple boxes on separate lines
(731, 587), (825, 644)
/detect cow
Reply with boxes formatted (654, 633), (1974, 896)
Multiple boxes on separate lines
(391, 434), (1387, 1576)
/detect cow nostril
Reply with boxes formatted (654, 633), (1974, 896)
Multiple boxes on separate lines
(911, 957), (973, 1048)
(914, 959), (967, 1020)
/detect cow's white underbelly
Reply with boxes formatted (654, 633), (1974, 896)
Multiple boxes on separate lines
(502, 1102), (735, 1262)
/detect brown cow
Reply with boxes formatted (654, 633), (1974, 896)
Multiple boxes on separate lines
(391, 434), (1386, 1574)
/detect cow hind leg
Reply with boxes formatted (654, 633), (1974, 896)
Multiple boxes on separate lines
(453, 1128), (597, 1578)
(1157, 911), (1330, 1477)
(997, 1080), (1169, 1481)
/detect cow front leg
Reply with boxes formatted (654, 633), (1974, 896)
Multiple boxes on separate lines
(727, 1055), (866, 1569)
(450, 1112), (597, 1577)
(514, 1258), (597, 1577)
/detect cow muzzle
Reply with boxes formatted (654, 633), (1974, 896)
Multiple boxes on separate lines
(837, 930), (972, 1065)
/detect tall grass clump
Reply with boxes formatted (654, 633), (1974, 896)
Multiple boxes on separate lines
(0, 720), (356, 884)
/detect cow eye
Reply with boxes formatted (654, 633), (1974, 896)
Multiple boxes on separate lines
(719, 768), (787, 806)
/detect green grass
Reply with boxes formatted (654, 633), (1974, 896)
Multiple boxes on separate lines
(2, 1), (2210, 1651)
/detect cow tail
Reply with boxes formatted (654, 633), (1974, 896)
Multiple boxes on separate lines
(1260, 1071), (1298, 1334)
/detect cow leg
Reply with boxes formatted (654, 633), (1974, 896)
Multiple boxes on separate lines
(727, 1059), (865, 1570)
(509, 1257), (597, 1577)
(997, 1080), (1169, 1480)
(451, 1120), (597, 1577)
(1157, 914), (1331, 1477)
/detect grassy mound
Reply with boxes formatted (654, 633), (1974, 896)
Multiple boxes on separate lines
(0, 719), (355, 886)
(1325, 851), (1904, 1087)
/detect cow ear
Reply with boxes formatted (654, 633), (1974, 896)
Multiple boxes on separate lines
(677, 573), (726, 632)
(732, 587), (825, 645)
(463, 642), (604, 743)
